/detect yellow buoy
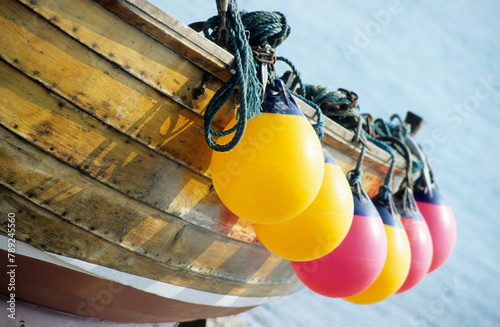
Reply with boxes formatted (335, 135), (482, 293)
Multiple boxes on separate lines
(252, 150), (353, 260)
(344, 193), (411, 304)
(211, 80), (324, 224)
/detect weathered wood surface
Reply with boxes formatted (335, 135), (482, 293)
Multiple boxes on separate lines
(3, 0), (230, 177)
(0, 129), (300, 297)
(0, 57), (259, 242)
(18, 0), (235, 117)
(94, 0), (235, 81)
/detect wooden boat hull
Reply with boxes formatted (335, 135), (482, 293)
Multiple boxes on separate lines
(0, 0), (405, 323)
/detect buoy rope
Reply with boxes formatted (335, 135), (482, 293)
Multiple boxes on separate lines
(378, 136), (413, 189)
(298, 83), (363, 143)
(371, 116), (423, 175)
(366, 135), (395, 200)
(346, 145), (366, 186)
(275, 56), (325, 138)
(202, 0), (263, 152)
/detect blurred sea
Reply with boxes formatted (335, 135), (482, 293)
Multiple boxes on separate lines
(152, 1), (500, 326)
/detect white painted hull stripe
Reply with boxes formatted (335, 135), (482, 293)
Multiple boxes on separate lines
(0, 235), (287, 308)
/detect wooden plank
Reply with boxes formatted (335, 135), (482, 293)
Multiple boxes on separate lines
(0, 249), (258, 322)
(0, 58), (261, 243)
(0, 186), (302, 298)
(0, 0), (222, 176)
(0, 128), (300, 296)
(94, 0), (235, 81)
(1, 0), (403, 199)
(17, 0), (235, 117)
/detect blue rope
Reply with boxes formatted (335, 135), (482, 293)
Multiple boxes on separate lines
(203, 0), (262, 152)
(239, 11), (290, 49)
(372, 116), (422, 174)
(303, 85), (360, 117)
(276, 56), (305, 94)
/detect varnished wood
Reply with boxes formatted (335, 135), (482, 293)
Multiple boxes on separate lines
(17, 0), (235, 118)
(6, 0), (404, 183)
(94, 0), (235, 81)
(1, 0), (222, 176)
(0, 58), (261, 243)
(0, 129), (300, 296)
(95, 0), (406, 176)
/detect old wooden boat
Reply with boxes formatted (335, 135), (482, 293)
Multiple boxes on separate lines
(0, 0), (406, 325)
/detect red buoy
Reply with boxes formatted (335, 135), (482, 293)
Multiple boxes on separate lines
(394, 187), (433, 293)
(291, 181), (387, 298)
(344, 191), (411, 304)
(414, 176), (457, 273)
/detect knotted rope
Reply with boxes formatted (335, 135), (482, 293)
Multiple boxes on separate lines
(202, 0), (263, 152)
(346, 145), (366, 186)
(301, 84), (363, 143)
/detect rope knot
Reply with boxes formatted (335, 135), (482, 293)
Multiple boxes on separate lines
(242, 11), (291, 49)
(378, 184), (393, 200)
(347, 169), (364, 185)
(312, 87), (359, 117)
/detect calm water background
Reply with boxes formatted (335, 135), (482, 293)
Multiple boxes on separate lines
(152, 1), (500, 326)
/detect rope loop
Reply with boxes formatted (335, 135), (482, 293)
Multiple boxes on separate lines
(367, 134), (396, 201)
(203, 0), (263, 152)
(202, 2), (293, 151)
(275, 56), (324, 138)
(379, 136), (414, 189)
(346, 145), (366, 186)
(378, 184), (393, 200)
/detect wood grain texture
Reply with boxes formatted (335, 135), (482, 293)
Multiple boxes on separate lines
(18, 0), (234, 116)
(0, 130), (300, 296)
(97, 0), (407, 177)
(1, 0), (223, 176)
(94, 0), (235, 81)
(0, 58), (261, 243)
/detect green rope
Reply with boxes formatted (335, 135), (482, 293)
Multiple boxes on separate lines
(202, 3), (291, 152)
(346, 145), (366, 186)
(275, 56), (305, 94)
(371, 116), (422, 174)
(240, 11), (290, 49)
(275, 56), (325, 138)
(204, 10), (290, 49)
(367, 134), (395, 201)
(378, 136), (413, 189)
(300, 84), (361, 141)
(303, 85), (360, 119)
